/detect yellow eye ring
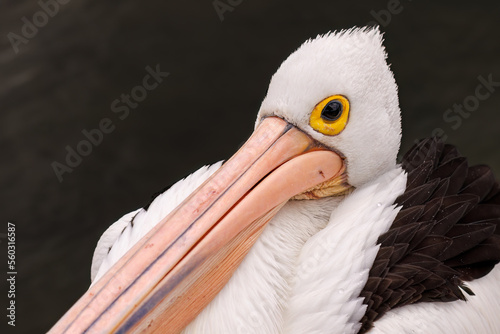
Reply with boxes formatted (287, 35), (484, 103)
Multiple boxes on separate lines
(309, 95), (350, 136)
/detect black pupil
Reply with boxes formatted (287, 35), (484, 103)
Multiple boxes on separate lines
(321, 100), (343, 121)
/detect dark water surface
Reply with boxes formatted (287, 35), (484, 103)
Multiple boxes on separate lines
(1, 1), (499, 332)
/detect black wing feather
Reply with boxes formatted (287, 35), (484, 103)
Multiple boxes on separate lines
(358, 138), (500, 333)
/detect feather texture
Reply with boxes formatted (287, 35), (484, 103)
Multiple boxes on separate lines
(359, 138), (500, 333)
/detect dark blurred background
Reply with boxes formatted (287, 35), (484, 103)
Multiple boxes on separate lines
(1, 0), (499, 332)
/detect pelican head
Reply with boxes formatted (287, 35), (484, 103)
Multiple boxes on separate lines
(50, 27), (405, 334)
(258, 27), (401, 187)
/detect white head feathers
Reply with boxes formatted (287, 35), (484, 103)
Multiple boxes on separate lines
(256, 27), (401, 187)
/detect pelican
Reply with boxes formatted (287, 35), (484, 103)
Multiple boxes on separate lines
(50, 27), (500, 334)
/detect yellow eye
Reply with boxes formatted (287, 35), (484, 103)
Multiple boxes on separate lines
(309, 95), (350, 136)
